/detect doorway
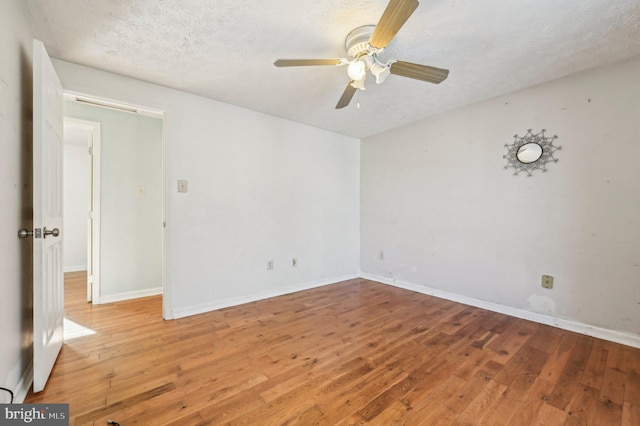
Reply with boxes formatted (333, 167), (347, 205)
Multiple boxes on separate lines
(62, 94), (165, 307)
(63, 118), (100, 302)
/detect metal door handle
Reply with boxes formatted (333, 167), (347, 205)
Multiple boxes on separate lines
(43, 227), (60, 238)
(18, 229), (33, 239)
(18, 227), (59, 239)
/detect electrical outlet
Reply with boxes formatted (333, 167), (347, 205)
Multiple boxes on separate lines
(379, 251), (384, 260)
(267, 260), (274, 270)
(292, 258), (297, 267)
(541, 275), (553, 289)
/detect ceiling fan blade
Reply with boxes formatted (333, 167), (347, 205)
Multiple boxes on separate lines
(390, 61), (449, 84)
(369, 0), (420, 49)
(336, 82), (357, 109)
(274, 59), (343, 67)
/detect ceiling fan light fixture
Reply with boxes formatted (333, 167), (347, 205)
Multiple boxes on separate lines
(274, 0), (449, 110)
(350, 78), (367, 91)
(370, 58), (393, 84)
(347, 60), (367, 81)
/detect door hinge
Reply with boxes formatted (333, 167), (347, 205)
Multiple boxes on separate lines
(88, 210), (93, 219)
(88, 146), (93, 155)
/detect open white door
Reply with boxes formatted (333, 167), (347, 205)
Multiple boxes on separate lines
(32, 39), (64, 393)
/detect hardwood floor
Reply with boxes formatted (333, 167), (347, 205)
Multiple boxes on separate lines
(25, 272), (640, 425)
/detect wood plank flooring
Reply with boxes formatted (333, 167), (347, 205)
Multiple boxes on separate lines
(25, 272), (640, 425)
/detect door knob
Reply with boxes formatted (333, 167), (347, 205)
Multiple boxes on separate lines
(18, 229), (33, 239)
(43, 227), (60, 238)
(18, 227), (59, 239)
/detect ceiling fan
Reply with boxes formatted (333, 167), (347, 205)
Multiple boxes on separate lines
(274, 0), (449, 109)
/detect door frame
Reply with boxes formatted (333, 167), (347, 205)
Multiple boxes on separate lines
(63, 91), (168, 317)
(63, 117), (101, 303)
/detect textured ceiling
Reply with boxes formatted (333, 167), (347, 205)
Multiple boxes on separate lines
(26, 0), (640, 138)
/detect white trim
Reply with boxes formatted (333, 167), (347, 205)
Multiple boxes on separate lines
(172, 274), (360, 319)
(89, 121), (100, 304)
(161, 118), (170, 320)
(97, 287), (163, 304)
(361, 273), (640, 349)
(13, 360), (33, 403)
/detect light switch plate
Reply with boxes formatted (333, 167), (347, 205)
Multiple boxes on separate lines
(542, 275), (553, 289)
(177, 179), (188, 193)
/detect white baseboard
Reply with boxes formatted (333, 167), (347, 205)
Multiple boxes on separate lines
(13, 360), (33, 403)
(172, 274), (360, 319)
(360, 273), (640, 350)
(97, 287), (163, 304)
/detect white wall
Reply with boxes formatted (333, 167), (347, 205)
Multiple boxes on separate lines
(64, 101), (163, 299)
(361, 55), (640, 345)
(63, 139), (89, 272)
(53, 60), (361, 318)
(0, 0), (34, 402)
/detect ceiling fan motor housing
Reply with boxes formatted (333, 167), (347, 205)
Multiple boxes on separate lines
(345, 25), (379, 59)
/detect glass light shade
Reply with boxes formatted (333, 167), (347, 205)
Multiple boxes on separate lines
(347, 60), (366, 81)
